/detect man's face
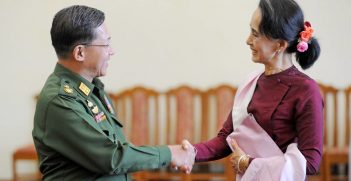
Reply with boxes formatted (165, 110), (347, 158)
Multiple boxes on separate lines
(83, 22), (115, 78)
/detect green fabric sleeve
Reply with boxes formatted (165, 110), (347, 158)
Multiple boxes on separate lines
(43, 96), (171, 174)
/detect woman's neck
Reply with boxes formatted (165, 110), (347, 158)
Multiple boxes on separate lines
(264, 53), (293, 75)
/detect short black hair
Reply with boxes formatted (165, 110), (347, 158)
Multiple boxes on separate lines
(259, 0), (320, 69)
(50, 5), (105, 59)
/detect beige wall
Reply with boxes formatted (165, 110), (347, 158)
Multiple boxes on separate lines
(0, 0), (350, 179)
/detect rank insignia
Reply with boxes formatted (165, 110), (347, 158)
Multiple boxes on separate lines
(92, 106), (99, 114)
(94, 111), (107, 123)
(63, 85), (73, 94)
(87, 100), (94, 108)
(104, 95), (114, 114)
(79, 82), (90, 96)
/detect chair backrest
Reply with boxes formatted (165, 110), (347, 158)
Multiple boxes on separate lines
(164, 85), (203, 144)
(112, 86), (159, 145)
(318, 83), (339, 148)
(202, 84), (237, 140)
(344, 86), (351, 146)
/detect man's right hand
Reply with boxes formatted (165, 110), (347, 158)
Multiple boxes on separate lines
(168, 139), (196, 174)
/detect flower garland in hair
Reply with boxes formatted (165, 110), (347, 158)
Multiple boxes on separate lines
(297, 21), (314, 52)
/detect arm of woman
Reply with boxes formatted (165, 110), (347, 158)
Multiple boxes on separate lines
(295, 82), (324, 175)
(193, 112), (234, 162)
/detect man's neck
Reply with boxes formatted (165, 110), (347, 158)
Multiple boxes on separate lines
(57, 60), (93, 82)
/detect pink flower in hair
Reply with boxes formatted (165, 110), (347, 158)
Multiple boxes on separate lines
(297, 41), (308, 52)
(296, 21), (314, 52)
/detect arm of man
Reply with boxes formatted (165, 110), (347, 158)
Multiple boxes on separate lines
(42, 95), (171, 174)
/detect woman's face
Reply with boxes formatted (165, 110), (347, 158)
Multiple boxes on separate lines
(246, 8), (279, 64)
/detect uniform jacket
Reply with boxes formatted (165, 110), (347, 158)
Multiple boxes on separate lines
(32, 63), (171, 181)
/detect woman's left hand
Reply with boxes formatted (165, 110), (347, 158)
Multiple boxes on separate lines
(229, 138), (248, 174)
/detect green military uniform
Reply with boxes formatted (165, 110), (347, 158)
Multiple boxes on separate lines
(32, 63), (171, 180)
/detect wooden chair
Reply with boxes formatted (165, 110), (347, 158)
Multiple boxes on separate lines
(13, 95), (41, 181)
(144, 85), (203, 181)
(322, 85), (350, 181)
(112, 86), (159, 181)
(12, 144), (41, 181)
(318, 83), (347, 181)
(189, 84), (237, 181)
(347, 86), (351, 181)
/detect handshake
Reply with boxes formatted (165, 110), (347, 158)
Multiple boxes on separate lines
(167, 140), (196, 174)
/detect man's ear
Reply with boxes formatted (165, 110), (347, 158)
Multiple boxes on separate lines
(72, 45), (86, 62)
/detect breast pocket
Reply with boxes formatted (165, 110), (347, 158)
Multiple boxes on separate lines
(109, 115), (128, 143)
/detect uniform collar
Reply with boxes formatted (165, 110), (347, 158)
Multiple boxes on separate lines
(93, 78), (105, 90)
(54, 63), (95, 98)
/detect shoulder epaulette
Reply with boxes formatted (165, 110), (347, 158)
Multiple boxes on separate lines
(58, 79), (77, 98)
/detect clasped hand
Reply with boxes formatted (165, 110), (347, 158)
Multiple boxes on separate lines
(168, 140), (196, 174)
(229, 138), (249, 174)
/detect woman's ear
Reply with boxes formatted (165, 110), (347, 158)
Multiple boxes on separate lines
(277, 40), (289, 52)
(72, 45), (86, 62)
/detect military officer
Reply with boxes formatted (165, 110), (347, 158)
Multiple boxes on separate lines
(32, 5), (195, 180)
